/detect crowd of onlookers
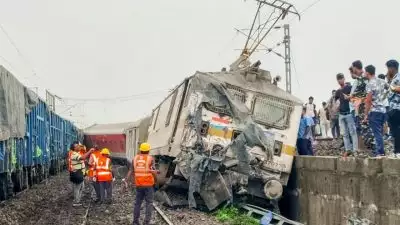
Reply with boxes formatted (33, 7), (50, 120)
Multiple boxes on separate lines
(297, 59), (400, 158)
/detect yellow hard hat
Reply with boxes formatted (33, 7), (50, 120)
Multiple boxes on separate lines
(100, 148), (110, 155)
(139, 143), (151, 152)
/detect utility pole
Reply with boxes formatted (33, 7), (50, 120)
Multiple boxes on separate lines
(283, 24), (291, 94)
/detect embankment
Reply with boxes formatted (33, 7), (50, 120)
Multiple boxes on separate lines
(295, 156), (400, 225)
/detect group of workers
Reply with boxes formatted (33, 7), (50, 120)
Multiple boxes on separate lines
(67, 142), (113, 206)
(67, 141), (158, 225)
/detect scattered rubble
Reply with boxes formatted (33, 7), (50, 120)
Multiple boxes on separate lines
(345, 213), (376, 225)
(313, 138), (394, 157)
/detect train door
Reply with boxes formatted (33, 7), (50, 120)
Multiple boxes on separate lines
(133, 127), (139, 157)
(125, 128), (136, 161)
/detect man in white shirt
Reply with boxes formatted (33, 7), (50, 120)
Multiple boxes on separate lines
(318, 102), (331, 138)
(304, 96), (316, 117)
(378, 74), (391, 139)
(304, 96), (317, 138)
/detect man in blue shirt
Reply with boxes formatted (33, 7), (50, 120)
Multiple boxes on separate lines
(363, 65), (388, 156)
(386, 59), (400, 156)
(297, 107), (314, 155)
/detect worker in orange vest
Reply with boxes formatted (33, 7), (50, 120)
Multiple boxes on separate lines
(78, 144), (87, 178)
(67, 145), (74, 172)
(88, 145), (102, 202)
(96, 148), (114, 204)
(79, 143), (86, 155)
(67, 142), (85, 172)
(68, 142), (94, 206)
(123, 143), (158, 225)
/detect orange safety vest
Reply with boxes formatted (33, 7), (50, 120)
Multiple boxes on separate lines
(67, 150), (85, 172)
(96, 156), (112, 182)
(133, 154), (155, 187)
(88, 151), (101, 178)
(67, 151), (73, 172)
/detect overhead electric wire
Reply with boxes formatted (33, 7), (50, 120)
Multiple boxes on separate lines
(0, 23), (39, 78)
(61, 89), (169, 102)
(299, 0), (323, 14)
(265, 0), (325, 56)
(290, 48), (301, 89)
(0, 54), (18, 73)
(243, 2), (263, 52)
(248, 8), (277, 51)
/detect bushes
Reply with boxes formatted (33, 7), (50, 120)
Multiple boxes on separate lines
(215, 207), (259, 225)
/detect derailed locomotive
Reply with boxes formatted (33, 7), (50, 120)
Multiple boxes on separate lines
(125, 59), (303, 210)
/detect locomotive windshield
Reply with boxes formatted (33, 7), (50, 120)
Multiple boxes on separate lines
(225, 83), (294, 130)
(252, 95), (293, 130)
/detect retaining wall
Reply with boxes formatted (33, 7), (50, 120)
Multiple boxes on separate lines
(295, 156), (400, 225)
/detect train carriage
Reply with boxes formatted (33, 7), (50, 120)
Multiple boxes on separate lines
(0, 65), (80, 201)
(83, 117), (151, 165)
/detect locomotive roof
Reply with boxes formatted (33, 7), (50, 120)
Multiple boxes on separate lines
(83, 119), (143, 135)
(194, 70), (303, 105)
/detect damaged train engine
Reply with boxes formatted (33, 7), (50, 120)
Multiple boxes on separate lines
(144, 59), (303, 211)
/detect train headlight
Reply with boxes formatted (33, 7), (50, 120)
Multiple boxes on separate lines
(263, 179), (283, 200)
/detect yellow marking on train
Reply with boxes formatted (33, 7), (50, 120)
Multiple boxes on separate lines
(282, 144), (296, 156)
(208, 127), (233, 139)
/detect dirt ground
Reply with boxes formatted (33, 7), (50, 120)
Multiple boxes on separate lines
(0, 170), (223, 225)
(313, 138), (394, 157)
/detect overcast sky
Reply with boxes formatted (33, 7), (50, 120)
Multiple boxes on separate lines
(0, 0), (398, 128)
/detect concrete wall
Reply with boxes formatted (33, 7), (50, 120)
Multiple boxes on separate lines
(295, 156), (400, 225)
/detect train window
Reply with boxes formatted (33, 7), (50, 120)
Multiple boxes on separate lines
(152, 108), (160, 130)
(183, 82), (192, 107)
(252, 94), (293, 130)
(165, 89), (178, 126)
(225, 83), (246, 103)
(128, 130), (133, 150)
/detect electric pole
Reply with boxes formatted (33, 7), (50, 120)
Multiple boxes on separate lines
(283, 24), (291, 94)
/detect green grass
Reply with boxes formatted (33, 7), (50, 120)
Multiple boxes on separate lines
(215, 207), (259, 225)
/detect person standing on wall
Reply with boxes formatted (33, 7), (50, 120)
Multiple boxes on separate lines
(348, 61), (367, 136)
(304, 96), (317, 138)
(378, 74), (392, 140)
(386, 60), (400, 157)
(328, 90), (340, 139)
(296, 107), (314, 155)
(363, 65), (388, 157)
(335, 73), (358, 156)
(88, 145), (101, 202)
(96, 148), (114, 204)
(318, 102), (331, 138)
(123, 143), (158, 225)
(69, 142), (93, 206)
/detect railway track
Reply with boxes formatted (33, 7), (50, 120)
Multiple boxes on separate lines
(0, 171), (222, 225)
